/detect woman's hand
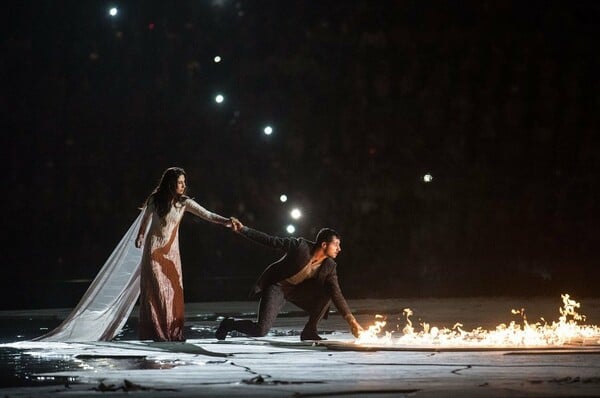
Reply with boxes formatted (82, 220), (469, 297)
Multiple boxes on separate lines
(135, 234), (144, 248)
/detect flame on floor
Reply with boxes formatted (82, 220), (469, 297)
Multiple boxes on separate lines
(356, 294), (600, 347)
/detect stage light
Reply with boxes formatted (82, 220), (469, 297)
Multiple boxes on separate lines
(423, 173), (433, 183)
(109, 7), (118, 16)
(263, 126), (273, 135)
(279, 194), (288, 203)
(215, 94), (224, 104)
(286, 225), (296, 234)
(290, 208), (302, 219)
(214, 56), (221, 63)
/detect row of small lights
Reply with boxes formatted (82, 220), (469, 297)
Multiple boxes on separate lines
(212, 82), (273, 134)
(279, 195), (301, 234)
(109, 7), (434, 234)
(109, 6), (283, 229)
(109, 7), (273, 135)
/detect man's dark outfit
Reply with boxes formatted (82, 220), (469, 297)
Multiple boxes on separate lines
(216, 226), (353, 340)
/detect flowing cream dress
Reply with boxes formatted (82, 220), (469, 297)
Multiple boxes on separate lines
(138, 198), (228, 341)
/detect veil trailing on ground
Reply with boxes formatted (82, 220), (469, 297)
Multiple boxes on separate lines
(34, 211), (145, 342)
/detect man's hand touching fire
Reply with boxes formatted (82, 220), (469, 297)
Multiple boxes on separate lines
(345, 314), (364, 338)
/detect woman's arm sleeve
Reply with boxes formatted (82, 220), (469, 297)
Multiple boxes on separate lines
(185, 198), (230, 225)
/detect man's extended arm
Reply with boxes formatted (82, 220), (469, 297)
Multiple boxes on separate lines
(325, 266), (364, 338)
(232, 218), (300, 251)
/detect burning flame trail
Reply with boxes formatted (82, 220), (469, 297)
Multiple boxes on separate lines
(356, 294), (600, 347)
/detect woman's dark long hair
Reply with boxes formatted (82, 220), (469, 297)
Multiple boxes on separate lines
(144, 167), (188, 218)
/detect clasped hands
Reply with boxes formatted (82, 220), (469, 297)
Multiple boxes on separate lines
(228, 217), (244, 232)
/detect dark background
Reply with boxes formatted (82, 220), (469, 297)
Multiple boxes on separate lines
(3, 1), (599, 310)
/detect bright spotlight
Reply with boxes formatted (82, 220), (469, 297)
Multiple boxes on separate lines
(215, 94), (224, 103)
(423, 174), (433, 183)
(286, 225), (296, 234)
(263, 126), (273, 135)
(214, 56), (221, 63)
(290, 208), (302, 220)
(109, 7), (118, 16)
(279, 194), (288, 203)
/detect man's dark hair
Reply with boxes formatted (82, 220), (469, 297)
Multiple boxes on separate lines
(315, 228), (340, 246)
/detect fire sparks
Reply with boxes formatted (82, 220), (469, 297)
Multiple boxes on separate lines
(356, 294), (600, 347)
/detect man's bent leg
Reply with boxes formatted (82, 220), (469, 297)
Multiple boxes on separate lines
(217, 284), (286, 339)
(286, 280), (331, 340)
(235, 284), (286, 336)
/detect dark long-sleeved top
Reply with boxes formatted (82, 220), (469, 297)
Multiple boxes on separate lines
(239, 226), (352, 318)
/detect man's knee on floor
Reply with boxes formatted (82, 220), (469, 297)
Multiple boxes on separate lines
(256, 324), (270, 337)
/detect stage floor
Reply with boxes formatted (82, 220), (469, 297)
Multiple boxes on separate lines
(1, 297), (600, 397)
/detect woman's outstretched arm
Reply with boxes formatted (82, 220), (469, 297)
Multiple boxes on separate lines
(185, 198), (232, 227)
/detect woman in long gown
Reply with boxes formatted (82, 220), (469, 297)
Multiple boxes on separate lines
(135, 167), (231, 341)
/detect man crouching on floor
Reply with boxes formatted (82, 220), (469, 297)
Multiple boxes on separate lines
(216, 218), (364, 341)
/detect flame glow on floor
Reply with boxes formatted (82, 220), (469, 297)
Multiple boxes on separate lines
(355, 294), (600, 349)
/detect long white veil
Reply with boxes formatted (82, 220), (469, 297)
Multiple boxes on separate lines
(34, 211), (145, 342)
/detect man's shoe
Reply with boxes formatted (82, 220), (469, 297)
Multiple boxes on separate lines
(215, 317), (234, 340)
(300, 329), (326, 341)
